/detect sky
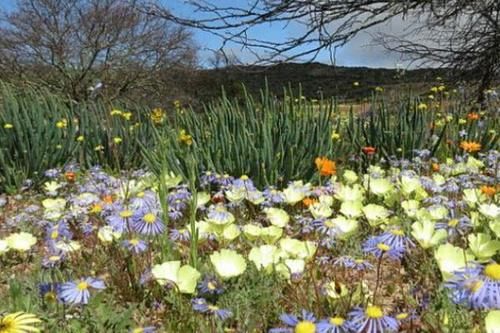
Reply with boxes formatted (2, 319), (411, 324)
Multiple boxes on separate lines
(0, 0), (410, 69)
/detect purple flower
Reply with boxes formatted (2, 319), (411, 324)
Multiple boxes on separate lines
(316, 315), (353, 333)
(132, 210), (164, 235)
(362, 236), (405, 260)
(269, 309), (317, 333)
(348, 306), (399, 333)
(191, 298), (232, 320)
(122, 238), (148, 254)
(60, 277), (105, 304)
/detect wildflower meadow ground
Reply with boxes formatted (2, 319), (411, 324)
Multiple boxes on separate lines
(0, 83), (499, 332)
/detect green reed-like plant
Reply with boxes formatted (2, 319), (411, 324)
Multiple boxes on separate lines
(143, 87), (342, 187)
(0, 82), (161, 192)
(0, 83), (79, 192)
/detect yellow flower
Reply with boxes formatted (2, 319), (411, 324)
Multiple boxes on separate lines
(0, 312), (41, 333)
(178, 129), (193, 146)
(374, 86), (384, 92)
(94, 145), (105, 151)
(458, 118), (467, 125)
(430, 86), (438, 93)
(110, 109), (122, 116)
(150, 108), (166, 124)
(113, 137), (122, 144)
(3, 123), (13, 129)
(438, 85), (446, 92)
(122, 112), (132, 121)
(417, 103), (428, 111)
(56, 119), (67, 128)
(331, 131), (341, 140)
(76, 135), (84, 142)
(353, 82), (359, 87)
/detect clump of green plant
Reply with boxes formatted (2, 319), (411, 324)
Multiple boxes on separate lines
(144, 87), (344, 187)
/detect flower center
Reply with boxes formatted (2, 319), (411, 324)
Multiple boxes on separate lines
(120, 210), (133, 218)
(129, 239), (139, 246)
(51, 231), (59, 239)
(329, 316), (345, 326)
(396, 313), (409, 320)
(132, 328), (144, 333)
(484, 263), (500, 280)
(466, 280), (483, 292)
(390, 229), (404, 236)
(143, 213), (156, 224)
(77, 281), (89, 290)
(448, 219), (458, 227)
(377, 243), (391, 251)
(295, 321), (316, 333)
(324, 220), (335, 228)
(207, 282), (217, 290)
(365, 305), (384, 319)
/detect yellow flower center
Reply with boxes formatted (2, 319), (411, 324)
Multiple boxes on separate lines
(295, 321), (316, 333)
(390, 229), (404, 236)
(207, 282), (217, 290)
(51, 231), (59, 239)
(49, 255), (60, 262)
(137, 192), (145, 198)
(132, 328), (144, 333)
(143, 213), (156, 224)
(120, 210), (133, 218)
(377, 243), (391, 251)
(448, 219), (458, 227)
(44, 291), (57, 303)
(77, 281), (89, 290)
(329, 316), (345, 326)
(365, 305), (384, 319)
(396, 313), (409, 320)
(129, 239), (139, 246)
(207, 305), (219, 311)
(465, 280), (483, 293)
(484, 263), (500, 281)
(324, 220), (335, 228)
(241, 175), (249, 180)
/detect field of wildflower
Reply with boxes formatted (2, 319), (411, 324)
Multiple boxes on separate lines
(0, 81), (499, 333)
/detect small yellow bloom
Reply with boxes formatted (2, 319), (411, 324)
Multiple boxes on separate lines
(353, 82), (359, 87)
(417, 103), (428, 111)
(56, 119), (67, 128)
(122, 112), (132, 121)
(430, 86), (438, 93)
(76, 135), (84, 142)
(428, 95), (434, 100)
(3, 123), (13, 129)
(331, 131), (341, 140)
(110, 109), (122, 116)
(438, 85), (446, 92)
(113, 137), (122, 144)
(94, 145), (105, 151)
(178, 129), (193, 146)
(151, 108), (166, 124)
(374, 86), (384, 92)
(458, 118), (467, 125)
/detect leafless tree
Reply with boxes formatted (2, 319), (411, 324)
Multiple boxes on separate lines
(0, 0), (197, 102)
(145, 0), (499, 102)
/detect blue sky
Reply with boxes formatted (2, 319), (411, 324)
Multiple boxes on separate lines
(0, 0), (407, 68)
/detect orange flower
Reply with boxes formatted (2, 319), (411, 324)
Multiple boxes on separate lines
(315, 157), (336, 176)
(362, 146), (376, 155)
(467, 112), (480, 121)
(460, 141), (481, 153)
(431, 163), (440, 172)
(64, 171), (76, 183)
(480, 185), (496, 197)
(102, 195), (114, 204)
(302, 197), (318, 207)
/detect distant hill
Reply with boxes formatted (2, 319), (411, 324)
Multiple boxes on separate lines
(187, 62), (451, 103)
